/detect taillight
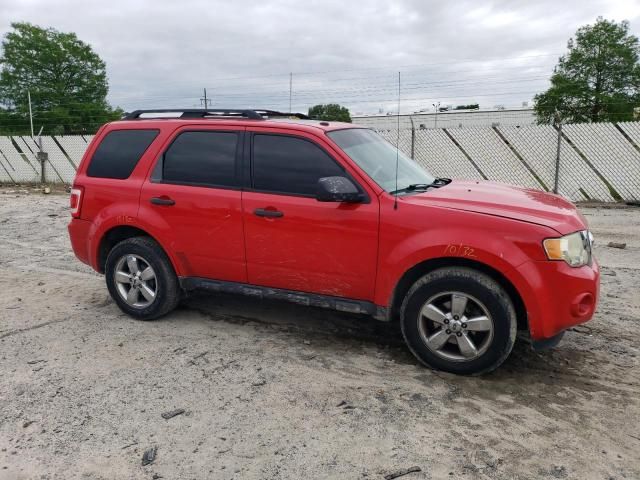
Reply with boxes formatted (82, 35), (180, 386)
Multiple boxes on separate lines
(70, 186), (83, 218)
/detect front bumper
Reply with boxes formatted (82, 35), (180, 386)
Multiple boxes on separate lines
(515, 257), (599, 340)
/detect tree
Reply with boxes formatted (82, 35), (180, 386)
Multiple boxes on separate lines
(0, 22), (121, 135)
(308, 104), (352, 123)
(534, 18), (640, 124)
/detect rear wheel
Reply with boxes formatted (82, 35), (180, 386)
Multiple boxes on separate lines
(105, 237), (180, 320)
(400, 267), (517, 375)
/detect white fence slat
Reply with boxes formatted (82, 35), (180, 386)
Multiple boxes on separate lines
(55, 136), (90, 169)
(1, 122), (640, 202)
(498, 125), (614, 202)
(0, 137), (39, 183)
(39, 137), (77, 183)
(413, 129), (483, 180)
(447, 127), (541, 188)
(618, 122), (640, 147)
(563, 124), (640, 200)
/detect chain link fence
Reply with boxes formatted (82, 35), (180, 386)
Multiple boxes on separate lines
(1, 122), (639, 202)
(375, 121), (640, 202)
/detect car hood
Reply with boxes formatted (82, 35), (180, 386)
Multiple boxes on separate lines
(402, 180), (587, 235)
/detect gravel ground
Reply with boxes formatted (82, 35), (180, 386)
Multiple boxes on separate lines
(1, 189), (639, 480)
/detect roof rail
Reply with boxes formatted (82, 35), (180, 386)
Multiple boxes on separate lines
(122, 109), (309, 121)
(253, 109), (310, 120)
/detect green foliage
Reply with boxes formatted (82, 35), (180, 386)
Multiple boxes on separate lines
(308, 104), (352, 123)
(534, 18), (640, 124)
(0, 108), (28, 135)
(454, 104), (479, 110)
(0, 22), (122, 135)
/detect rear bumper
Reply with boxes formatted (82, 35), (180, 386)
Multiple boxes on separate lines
(68, 218), (92, 267)
(516, 258), (599, 340)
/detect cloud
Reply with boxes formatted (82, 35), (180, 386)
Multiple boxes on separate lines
(1, 0), (638, 114)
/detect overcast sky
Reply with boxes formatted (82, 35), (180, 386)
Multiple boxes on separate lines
(1, 0), (639, 115)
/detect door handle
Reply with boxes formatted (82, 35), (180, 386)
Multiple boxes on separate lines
(254, 208), (283, 218)
(150, 196), (175, 206)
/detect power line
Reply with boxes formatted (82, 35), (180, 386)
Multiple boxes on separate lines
(49, 71), (556, 104)
(201, 52), (562, 84)
(106, 60), (559, 102)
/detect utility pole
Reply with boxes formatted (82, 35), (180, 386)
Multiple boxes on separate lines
(27, 91), (46, 183)
(200, 88), (212, 109)
(432, 101), (440, 129)
(28, 90), (34, 138)
(289, 72), (293, 113)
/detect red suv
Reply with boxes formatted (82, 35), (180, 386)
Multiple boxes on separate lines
(68, 109), (599, 374)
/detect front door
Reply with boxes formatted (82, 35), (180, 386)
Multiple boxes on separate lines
(140, 127), (247, 282)
(242, 130), (379, 301)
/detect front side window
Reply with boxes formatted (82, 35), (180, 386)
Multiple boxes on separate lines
(328, 128), (435, 193)
(252, 134), (345, 196)
(87, 129), (158, 179)
(163, 131), (239, 186)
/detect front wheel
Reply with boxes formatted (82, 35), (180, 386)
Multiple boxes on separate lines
(400, 267), (517, 375)
(105, 237), (180, 320)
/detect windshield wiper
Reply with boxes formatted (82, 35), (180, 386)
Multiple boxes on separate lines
(390, 178), (452, 195)
(431, 177), (452, 186)
(389, 184), (431, 195)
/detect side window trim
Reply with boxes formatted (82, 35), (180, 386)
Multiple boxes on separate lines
(150, 129), (245, 190)
(247, 132), (369, 201)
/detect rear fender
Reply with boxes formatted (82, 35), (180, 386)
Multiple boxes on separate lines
(89, 204), (181, 275)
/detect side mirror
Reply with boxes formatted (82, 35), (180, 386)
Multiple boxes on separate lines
(316, 176), (363, 203)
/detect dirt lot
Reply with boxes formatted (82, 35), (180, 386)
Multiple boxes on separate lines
(1, 189), (639, 480)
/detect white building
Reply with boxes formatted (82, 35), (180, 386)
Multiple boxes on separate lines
(353, 108), (536, 130)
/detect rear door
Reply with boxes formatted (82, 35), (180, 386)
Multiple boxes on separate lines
(241, 128), (379, 300)
(139, 126), (247, 282)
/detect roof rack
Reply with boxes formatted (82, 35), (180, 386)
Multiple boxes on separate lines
(255, 109), (309, 120)
(122, 109), (309, 121)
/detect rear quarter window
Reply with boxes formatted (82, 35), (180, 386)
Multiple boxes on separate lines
(87, 129), (159, 179)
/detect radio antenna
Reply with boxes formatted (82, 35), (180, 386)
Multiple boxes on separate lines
(394, 71), (401, 210)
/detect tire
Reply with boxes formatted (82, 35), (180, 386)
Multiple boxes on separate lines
(400, 267), (517, 375)
(105, 236), (180, 320)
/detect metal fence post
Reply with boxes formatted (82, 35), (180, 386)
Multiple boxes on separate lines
(36, 135), (47, 184)
(553, 114), (562, 194)
(37, 151), (47, 183)
(409, 115), (416, 159)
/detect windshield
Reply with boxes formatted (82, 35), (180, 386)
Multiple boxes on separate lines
(327, 128), (435, 193)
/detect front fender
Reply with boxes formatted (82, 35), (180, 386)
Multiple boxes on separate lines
(374, 221), (552, 310)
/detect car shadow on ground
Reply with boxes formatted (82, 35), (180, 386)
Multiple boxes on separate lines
(172, 291), (597, 386)
(178, 291), (409, 352)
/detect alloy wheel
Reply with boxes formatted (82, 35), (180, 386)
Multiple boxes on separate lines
(113, 254), (158, 308)
(417, 291), (494, 362)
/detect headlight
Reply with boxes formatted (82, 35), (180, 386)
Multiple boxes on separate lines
(543, 230), (593, 267)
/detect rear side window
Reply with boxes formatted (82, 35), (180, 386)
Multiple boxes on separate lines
(87, 129), (158, 179)
(252, 134), (344, 196)
(162, 131), (239, 187)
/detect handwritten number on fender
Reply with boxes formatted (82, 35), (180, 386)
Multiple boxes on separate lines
(444, 243), (476, 258)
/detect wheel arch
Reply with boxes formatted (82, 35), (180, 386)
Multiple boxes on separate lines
(97, 225), (170, 274)
(389, 257), (528, 331)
